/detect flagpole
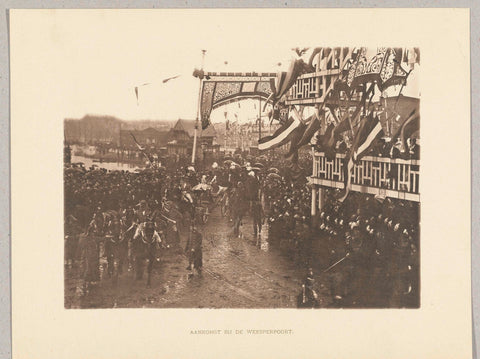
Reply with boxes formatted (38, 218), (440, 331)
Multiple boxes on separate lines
(192, 50), (206, 165)
(258, 97), (262, 141)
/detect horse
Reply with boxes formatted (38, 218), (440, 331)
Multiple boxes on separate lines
(151, 204), (182, 251)
(131, 221), (164, 287)
(178, 190), (196, 225)
(103, 210), (128, 285)
(119, 207), (137, 270)
(64, 214), (82, 266)
(77, 220), (101, 292)
(85, 210), (127, 285)
(230, 183), (248, 237)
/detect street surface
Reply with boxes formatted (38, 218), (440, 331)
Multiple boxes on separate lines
(65, 208), (331, 309)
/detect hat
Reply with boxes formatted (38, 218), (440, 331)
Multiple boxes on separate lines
(145, 221), (154, 230)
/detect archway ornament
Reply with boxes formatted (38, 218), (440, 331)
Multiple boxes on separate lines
(200, 72), (277, 129)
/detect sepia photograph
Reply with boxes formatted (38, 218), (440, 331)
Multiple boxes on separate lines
(10, 8), (471, 359)
(63, 45), (421, 309)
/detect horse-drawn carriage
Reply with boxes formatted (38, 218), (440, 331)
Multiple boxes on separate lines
(191, 182), (228, 224)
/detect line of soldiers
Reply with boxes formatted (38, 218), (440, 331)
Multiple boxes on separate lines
(312, 193), (420, 308)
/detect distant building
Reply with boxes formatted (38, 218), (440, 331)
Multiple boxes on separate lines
(166, 119), (220, 157)
(214, 120), (280, 153)
(64, 115), (122, 146)
(120, 127), (169, 149)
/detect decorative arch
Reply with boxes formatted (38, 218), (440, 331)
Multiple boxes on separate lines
(200, 72), (277, 129)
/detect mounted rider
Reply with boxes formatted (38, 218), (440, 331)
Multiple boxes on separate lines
(132, 221), (164, 284)
(133, 221), (162, 246)
(135, 199), (152, 224)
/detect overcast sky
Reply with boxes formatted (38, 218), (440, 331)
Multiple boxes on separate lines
(22, 10), (303, 123)
(11, 9), (420, 125)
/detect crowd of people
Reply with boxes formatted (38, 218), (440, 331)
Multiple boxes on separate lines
(64, 147), (420, 307)
(314, 131), (420, 161)
(313, 190), (419, 307)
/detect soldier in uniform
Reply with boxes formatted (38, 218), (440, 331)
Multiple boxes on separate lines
(135, 199), (152, 224)
(231, 181), (247, 238)
(79, 223), (101, 292)
(297, 268), (319, 308)
(343, 226), (365, 306)
(185, 222), (203, 274)
(390, 225), (416, 307)
(251, 199), (263, 245)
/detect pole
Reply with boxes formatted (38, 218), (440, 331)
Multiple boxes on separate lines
(192, 50), (206, 165)
(322, 253), (350, 273)
(258, 97), (262, 141)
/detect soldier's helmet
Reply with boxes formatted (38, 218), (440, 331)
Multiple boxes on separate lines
(145, 221), (154, 231)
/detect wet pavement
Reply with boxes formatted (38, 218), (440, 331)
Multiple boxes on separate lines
(65, 208), (331, 309)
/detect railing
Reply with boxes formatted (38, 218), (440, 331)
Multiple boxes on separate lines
(285, 47), (353, 106)
(285, 70), (342, 105)
(311, 152), (420, 202)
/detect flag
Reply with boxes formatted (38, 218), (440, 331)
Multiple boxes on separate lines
(315, 117), (351, 160)
(391, 109), (420, 152)
(338, 115), (384, 202)
(318, 123), (336, 159)
(265, 59), (307, 110)
(400, 115), (419, 150)
(296, 110), (322, 148)
(269, 102), (289, 124)
(258, 110), (302, 151)
(318, 84), (373, 156)
(285, 120), (308, 160)
(162, 74), (181, 83)
(130, 132), (153, 163)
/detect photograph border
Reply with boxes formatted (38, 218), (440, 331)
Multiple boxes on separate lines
(2, 1), (479, 359)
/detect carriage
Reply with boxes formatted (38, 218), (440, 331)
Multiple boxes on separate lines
(191, 182), (228, 224)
